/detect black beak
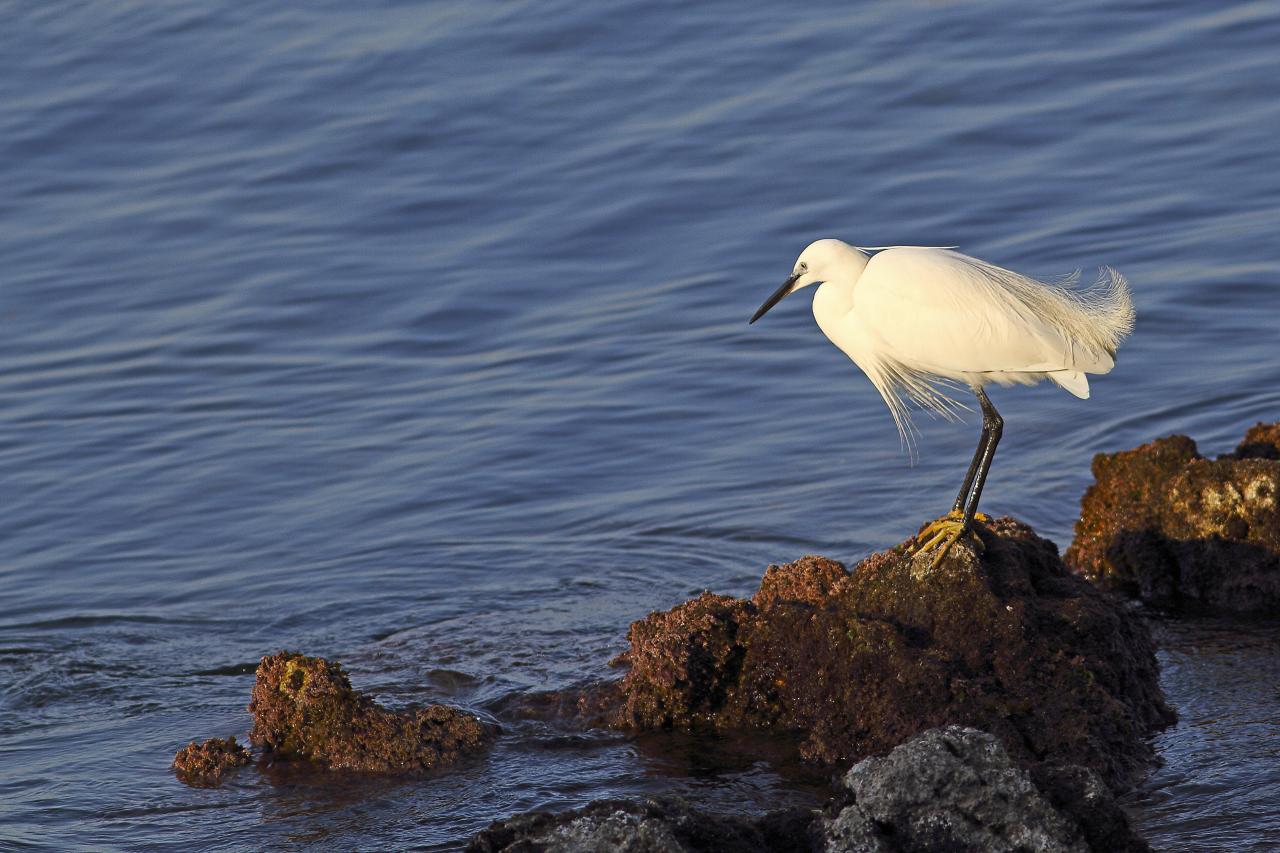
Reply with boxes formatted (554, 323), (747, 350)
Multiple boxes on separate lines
(749, 273), (800, 324)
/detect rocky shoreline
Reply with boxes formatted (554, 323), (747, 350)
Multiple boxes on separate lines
(173, 421), (1280, 852)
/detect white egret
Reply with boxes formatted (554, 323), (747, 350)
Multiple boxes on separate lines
(749, 239), (1134, 566)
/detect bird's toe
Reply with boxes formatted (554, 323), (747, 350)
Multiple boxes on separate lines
(916, 525), (956, 555)
(927, 531), (960, 570)
(915, 510), (965, 546)
(913, 514), (985, 571)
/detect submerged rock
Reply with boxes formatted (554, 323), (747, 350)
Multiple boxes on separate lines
(247, 651), (495, 774)
(172, 736), (251, 787)
(467, 727), (1149, 853)
(1065, 423), (1280, 612)
(614, 519), (1172, 791)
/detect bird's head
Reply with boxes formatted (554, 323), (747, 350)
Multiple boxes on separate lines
(749, 239), (870, 324)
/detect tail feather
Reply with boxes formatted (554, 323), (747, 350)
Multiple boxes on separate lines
(1051, 370), (1090, 398)
(961, 258), (1135, 370)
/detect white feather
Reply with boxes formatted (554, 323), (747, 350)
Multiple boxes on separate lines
(790, 241), (1133, 449)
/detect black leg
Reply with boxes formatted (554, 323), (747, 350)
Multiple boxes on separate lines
(952, 417), (991, 514)
(959, 387), (1003, 530)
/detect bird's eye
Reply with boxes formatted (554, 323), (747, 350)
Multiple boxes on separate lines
(798, 262), (808, 272)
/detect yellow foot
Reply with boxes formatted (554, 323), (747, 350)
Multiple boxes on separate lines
(913, 512), (990, 570)
(916, 510), (960, 546)
(915, 511), (990, 547)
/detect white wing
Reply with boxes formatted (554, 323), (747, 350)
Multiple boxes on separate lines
(829, 246), (1132, 447)
(854, 247), (1118, 378)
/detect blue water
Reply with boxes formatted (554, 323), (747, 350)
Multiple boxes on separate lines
(2, 1), (1278, 849)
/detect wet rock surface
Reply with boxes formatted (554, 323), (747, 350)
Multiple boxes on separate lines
(247, 651), (496, 774)
(172, 735), (251, 787)
(1065, 423), (1280, 612)
(613, 519), (1172, 790)
(467, 727), (1149, 853)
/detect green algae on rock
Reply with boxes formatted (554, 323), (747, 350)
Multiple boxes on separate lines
(1065, 423), (1280, 612)
(247, 652), (495, 774)
(614, 519), (1173, 791)
(172, 736), (251, 787)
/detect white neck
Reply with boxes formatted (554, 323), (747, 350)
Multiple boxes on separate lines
(810, 264), (865, 354)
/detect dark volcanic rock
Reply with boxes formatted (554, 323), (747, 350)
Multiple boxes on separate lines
(247, 651), (495, 774)
(466, 797), (813, 853)
(172, 736), (251, 787)
(823, 726), (1150, 853)
(1064, 425), (1280, 612)
(614, 518), (1173, 790)
(1030, 762), (1152, 853)
(468, 727), (1149, 853)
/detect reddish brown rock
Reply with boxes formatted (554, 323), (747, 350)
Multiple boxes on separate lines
(753, 555), (848, 608)
(613, 519), (1173, 791)
(172, 736), (251, 787)
(247, 652), (495, 774)
(1065, 425), (1280, 611)
(615, 593), (751, 730)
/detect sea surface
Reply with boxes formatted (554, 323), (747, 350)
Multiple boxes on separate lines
(2, 1), (1278, 850)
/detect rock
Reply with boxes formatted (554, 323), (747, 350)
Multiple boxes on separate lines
(1232, 421), (1280, 460)
(467, 727), (1149, 853)
(466, 797), (814, 853)
(614, 592), (751, 730)
(614, 518), (1173, 791)
(1065, 425), (1280, 612)
(754, 555), (849, 607)
(1029, 763), (1152, 853)
(821, 726), (1150, 853)
(172, 736), (251, 787)
(247, 651), (496, 774)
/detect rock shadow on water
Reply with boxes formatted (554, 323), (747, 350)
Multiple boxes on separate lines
(1065, 421), (1280, 613)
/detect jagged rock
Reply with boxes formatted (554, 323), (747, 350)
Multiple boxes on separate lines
(1065, 424), (1280, 611)
(821, 726), (1150, 853)
(247, 651), (495, 774)
(613, 518), (1173, 790)
(172, 735), (251, 787)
